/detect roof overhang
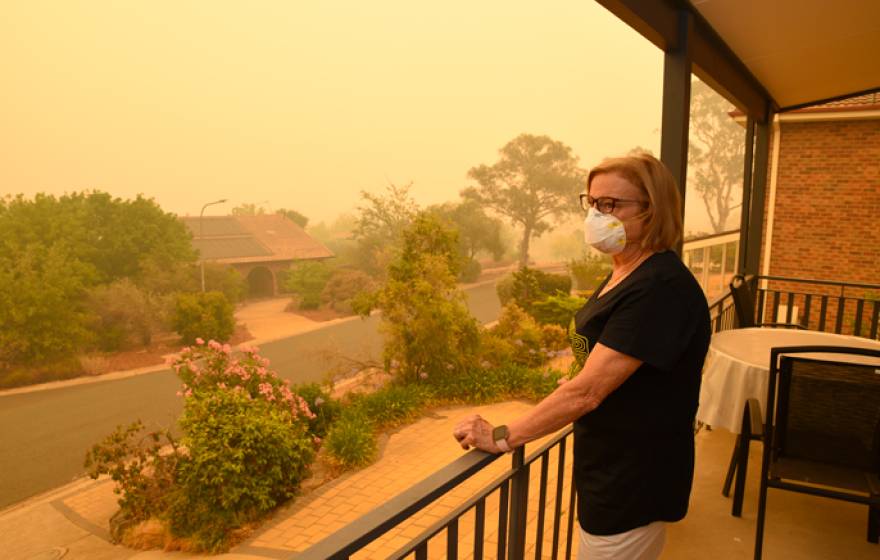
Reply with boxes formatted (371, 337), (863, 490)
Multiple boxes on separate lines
(595, 0), (880, 120)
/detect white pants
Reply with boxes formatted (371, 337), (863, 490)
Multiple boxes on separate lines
(577, 521), (666, 560)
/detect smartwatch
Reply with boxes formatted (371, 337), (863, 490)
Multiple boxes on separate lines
(492, 425), (512, 453)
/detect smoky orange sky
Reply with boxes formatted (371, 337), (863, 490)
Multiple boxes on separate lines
(1, 1), (720, 232)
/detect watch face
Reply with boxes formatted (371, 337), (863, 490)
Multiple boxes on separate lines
(492, 425), (509, 441)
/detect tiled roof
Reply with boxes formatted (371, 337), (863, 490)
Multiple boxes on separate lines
(811, 92), (880, 108)
(179, 215), (334, 263)
(794, 92), (880, 113)
(730, 91), (880, 119)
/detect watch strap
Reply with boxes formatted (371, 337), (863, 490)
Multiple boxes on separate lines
(493, 424), (512, 453)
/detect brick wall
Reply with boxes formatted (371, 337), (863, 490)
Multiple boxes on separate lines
(771, 118), (880, 283)
(762, 118), (880, 334)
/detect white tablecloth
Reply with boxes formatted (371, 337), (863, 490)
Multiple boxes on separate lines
(696, 328), (880, 433)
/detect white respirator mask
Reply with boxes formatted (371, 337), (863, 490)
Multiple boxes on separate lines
(583, 207), (627, 255)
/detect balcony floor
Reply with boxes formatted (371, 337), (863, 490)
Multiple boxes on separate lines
(664, 427), (878, 559)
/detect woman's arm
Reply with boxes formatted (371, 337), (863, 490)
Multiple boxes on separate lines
(453, 343), (642, 452)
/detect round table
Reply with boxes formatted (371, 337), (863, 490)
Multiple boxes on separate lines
(696, 328), (880, 433)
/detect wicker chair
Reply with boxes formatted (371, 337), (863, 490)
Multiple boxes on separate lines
(754, 346), (880, 559)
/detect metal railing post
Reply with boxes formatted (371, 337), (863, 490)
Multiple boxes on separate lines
(508, 446), (529, 560)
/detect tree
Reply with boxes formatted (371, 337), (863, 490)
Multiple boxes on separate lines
(688, 80), (744, 233)
(429, 200), (505, 262)
(195, 263), (248, 304)
(352, 182), (420, 276)
(86, 279), (160, 350)
(462, 134), (585, 267)
(306, 213), (357, 244)
(320, 269), (375, 313)
(0, 192), (196, 368)
(172, 291), (235, 345)
(276, 208), (308, 228)
(628, 146), (655, 157)
(284, 261), (332, 309)
(231, 203), (267, 216)
(0, 243), (92, 367)
(0, 192), (195, 287)
(354, 182), (419, 243)
(353, 213), (479, 382)
(235, 204), (310, 228)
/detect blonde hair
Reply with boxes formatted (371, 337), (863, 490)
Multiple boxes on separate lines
(587, 152), (682, 252)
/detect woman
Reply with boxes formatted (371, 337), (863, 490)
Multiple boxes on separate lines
(453, 153), (710, 560)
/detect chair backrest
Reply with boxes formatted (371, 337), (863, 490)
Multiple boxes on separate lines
(769, 346), (880, 472)
(730, 274), (757, 328)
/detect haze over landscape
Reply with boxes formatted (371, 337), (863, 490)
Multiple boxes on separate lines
(2, 1), (729, 234)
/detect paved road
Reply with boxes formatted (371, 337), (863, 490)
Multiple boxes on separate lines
(0, 281), (501, 509)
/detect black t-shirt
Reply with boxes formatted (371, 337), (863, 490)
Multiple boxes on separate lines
(571, 250), (710, 535)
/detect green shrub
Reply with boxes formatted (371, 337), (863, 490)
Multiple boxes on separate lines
(0, 244), (92, 368)
(86, 279), (160, 350)
(510, 268), (543, 314)
(292, 383), (341, 438)
(530, 293), (587, 327)
(285, 261), (332, 310)
(172, 291), (235, 345)
(540, 324), (569, 352)
(198, 263), (248, 304)
(458, 258), (482, 283)
(568, 254), (611, 291)
(427, 367), (504, 403)
(322, 383), (431, 471)
(427, 363), (564, 404)
(350, 383), (429, 428)
(86, 343), (319, 552)
(534, 269), (572, 297)
(497, 267), (572, 315)
(0, 358), (85, 390)
(298, 292), (321, 310)
(477, 332), (516, 370)
(324, 409), (376, 469)
(495, 274), (516, 306)
(361, 213), (481, 382)
(84, 421), (183, 542)
(490, 303), (546, 367)
(517, 366), (566, 401)
(320, 268), (375, 313)
(170, 389), (315, 551)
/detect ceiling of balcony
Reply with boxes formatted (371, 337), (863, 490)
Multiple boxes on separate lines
(597, 0), (880, 115)
(691, 0), (880, 110)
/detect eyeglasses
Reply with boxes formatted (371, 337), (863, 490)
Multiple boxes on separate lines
(579, 194), (648, 214)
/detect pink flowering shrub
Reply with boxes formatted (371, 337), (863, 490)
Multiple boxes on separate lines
(165, 339), (319, 550)
(172, 339), (315, 423)
(87, 340), (319, 552)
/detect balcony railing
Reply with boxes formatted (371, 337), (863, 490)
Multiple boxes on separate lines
(296, 427), (576, 560)
(708, 275), (880, 338)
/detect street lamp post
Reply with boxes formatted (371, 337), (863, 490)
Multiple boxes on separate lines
(199, 198), (227, 292)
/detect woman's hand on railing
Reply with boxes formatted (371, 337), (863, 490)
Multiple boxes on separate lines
(453, 414), (502, 453)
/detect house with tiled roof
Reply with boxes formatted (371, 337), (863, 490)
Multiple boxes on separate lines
(179, 214), (334, 297)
